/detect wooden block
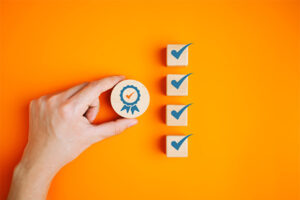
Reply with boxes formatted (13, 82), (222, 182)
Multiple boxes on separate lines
(166, 73), (192, 96)
(111, 79), (150, 118)
(167, 43), (191, 66)
(166, 135), (192, 157)
(166, 104), (191, 126)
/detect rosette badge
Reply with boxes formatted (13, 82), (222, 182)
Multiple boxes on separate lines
(111, 80), (150, 118)
(120, 85), (141, 114)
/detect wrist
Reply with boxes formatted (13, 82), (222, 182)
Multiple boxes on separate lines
(15, 153), (60, 181)
(8, 159), (58, 200)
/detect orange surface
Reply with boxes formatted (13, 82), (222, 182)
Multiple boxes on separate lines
(0, 0), (299, 199)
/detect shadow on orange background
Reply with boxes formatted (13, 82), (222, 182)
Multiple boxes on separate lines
(0, 0), (299, 200)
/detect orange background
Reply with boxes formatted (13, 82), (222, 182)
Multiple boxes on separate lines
(0, 0), (299, 199)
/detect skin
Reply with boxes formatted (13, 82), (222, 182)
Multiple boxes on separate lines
(7, 76), (138, 200)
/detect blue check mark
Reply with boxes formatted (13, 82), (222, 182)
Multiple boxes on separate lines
(171, 73), (192, 89)
(171, 134), (192, 150)
(171, 43), (192, 59)
(171, 104), (192, 120)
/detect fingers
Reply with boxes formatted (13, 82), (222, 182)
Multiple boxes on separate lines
(62, 82), (88, 99)
(84, 98), (100, 122)
(69, 76), (124, 114)
(92, 118), (138, 141)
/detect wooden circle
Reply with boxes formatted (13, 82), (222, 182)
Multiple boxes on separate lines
(111, 79), (150, 118)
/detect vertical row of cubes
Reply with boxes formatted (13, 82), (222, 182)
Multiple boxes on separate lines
(165, 44), (192, 158)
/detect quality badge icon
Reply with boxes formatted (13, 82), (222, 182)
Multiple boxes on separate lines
(120, 85), (141, 114)
(111, 79), (150, 118)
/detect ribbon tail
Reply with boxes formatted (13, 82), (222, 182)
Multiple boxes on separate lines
(121, 105), (130, 113)
(131, 105), (140, 114)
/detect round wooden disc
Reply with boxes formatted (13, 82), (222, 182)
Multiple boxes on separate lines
(111, 79), (150, 118)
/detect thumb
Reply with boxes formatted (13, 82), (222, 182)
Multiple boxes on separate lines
(92, 118), (138, 141)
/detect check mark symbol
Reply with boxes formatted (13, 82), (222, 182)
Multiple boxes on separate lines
(171, 134), (192, 150)
(171, 43), (192, 59)
(171, 104), (192, 120)
(126, 92), (134, 99)
(171, 73), (192, 89)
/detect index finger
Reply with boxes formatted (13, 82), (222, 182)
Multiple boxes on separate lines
(69, 75), (124, 113)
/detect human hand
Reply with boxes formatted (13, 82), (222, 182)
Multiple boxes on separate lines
(8, 76), (137, 200)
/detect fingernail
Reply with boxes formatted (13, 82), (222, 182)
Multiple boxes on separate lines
(128, 119), (138, 127)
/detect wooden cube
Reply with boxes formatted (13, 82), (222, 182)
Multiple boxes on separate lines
(166, 135), (191, 157)
(166, 74), (191, 96)
(167, 44), (191, 66)
(166, 104), (191, 126)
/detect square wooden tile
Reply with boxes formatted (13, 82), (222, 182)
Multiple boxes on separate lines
(166, 104), (190, 126)
(167, 44), (191, 66)
(166, 135), (190, 157)
(166, 74), (191, 96)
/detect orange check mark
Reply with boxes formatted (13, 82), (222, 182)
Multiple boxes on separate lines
(126, 92), (135, 99)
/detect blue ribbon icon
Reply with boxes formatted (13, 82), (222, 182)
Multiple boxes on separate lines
(120, 85), (141, 114)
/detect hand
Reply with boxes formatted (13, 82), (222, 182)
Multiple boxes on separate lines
(8, 76), (138, 200)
